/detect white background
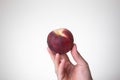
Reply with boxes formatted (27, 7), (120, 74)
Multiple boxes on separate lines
(0, 0), (120, 80)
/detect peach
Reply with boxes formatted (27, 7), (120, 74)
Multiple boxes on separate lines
(47, 28), (74, 54)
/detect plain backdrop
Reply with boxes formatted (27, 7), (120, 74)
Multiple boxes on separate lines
(0, 0), (120, 80)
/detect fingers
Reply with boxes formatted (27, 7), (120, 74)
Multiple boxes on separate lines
(47, 47), (70, 63)
(55, 53), (65, 80)
(71, 44), (87, 65)
(55, 54), (60, 73)
(60, 53), (70, 62)
(47, 47), (69, 79)
(47, 48), (66, 73)
(47, 47), (55, 62)
(58, 59), (65, 79)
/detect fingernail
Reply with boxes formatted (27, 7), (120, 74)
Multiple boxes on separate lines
(56, 53), (59, 57)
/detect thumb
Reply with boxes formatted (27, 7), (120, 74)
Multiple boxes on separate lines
(71, 44), (87, 65)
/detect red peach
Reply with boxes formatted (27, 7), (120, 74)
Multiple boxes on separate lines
(47, 28), (74, 54)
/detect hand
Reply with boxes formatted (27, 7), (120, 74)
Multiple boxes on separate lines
(47, 44), (92, 80)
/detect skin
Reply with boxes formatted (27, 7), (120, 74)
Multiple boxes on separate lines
(47, 44), (93, 80)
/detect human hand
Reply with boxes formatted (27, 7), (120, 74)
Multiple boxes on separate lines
(47, 44), (92, 80)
